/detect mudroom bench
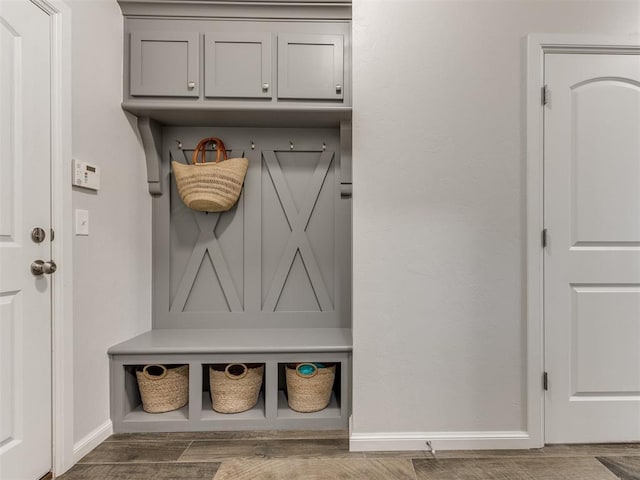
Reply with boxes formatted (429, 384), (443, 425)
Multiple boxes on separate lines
(108, 328), (351, 433)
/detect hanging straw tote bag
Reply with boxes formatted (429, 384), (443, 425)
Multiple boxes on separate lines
(135, 364), (189, 413)
(209, 363), (264, 413)
(285, 363), (336, 413)
(172, 137), (249, 212)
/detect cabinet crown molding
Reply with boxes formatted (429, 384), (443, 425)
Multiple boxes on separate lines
(117, 0), (352, 20)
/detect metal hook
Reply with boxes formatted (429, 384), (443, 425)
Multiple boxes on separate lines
(322, 141), (327, 151)
(176, 140), (183, 150)
(290, 141), (294, 150)
(250, 140), (255, 150)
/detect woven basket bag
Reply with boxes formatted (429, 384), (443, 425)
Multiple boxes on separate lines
(136, 364), (189, 413)
(172, 137), (249, 213)
(209, 363), (264, 414)
(285, 363), (336, 413)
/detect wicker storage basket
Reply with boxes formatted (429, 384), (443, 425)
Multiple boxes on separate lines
(172, 137), (248, 213)
(285, 363), (336, 413)
(136, 364), (189, 413)
(209, 363), (264, 414)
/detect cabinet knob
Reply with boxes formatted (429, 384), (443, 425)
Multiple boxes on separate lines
(336, 84), (342, 93)
(187, 81), (197, 90)
(262, 83), (269, 91)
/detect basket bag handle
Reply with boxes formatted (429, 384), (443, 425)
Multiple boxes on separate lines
(142, 364), (168, 380)
(192, 137), (228, 165)
(224, 363), (248, 380)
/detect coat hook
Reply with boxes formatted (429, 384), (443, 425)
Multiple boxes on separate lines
(290, 141), (294, 150)
(176, 140), (183, 149)
(250, 140), (255, 150)
(322, 141), (327, 151)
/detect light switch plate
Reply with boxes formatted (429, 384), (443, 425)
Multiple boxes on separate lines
(75, 209), (89, 236)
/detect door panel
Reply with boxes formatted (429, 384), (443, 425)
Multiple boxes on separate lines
(0, 1), (52, 478)
(572, 286), (640, 394)
(544, 52), (640, 443)
(572, 80), (640, 244)
(130, 31), (200, 97)
(204, 33), (272, 99)
(277, 34), (344, 100)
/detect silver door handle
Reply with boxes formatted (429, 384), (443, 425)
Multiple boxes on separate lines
(187, 81), (197, 89)
(31, 260), (57, 276)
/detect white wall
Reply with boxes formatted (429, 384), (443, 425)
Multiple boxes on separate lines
(351, 0), (639, 448)
(69, 0), (151, 451)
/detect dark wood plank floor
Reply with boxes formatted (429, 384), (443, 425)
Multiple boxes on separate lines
(58, 430), (640, 479)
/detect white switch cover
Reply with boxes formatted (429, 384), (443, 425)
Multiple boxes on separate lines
(75, 209), (89, 236)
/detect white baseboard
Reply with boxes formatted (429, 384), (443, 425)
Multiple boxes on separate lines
(73, 419), (113, 463)
(350, 430), (532, 451)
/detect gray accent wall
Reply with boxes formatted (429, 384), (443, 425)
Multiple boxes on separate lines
(153, 127), (351, 329)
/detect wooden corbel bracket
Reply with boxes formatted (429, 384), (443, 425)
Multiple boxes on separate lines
(137, 116), (163, 196)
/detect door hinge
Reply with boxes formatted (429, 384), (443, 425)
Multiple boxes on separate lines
(542, 85), (549, 106)
(543, 372), (549, 391)
(542, 228), (548, 248)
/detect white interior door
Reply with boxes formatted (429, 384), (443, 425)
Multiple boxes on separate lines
(0, 1), (53, 478)
(544, 51), (640, 443)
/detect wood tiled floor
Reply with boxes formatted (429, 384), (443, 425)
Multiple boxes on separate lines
(58, 430), (640, 479)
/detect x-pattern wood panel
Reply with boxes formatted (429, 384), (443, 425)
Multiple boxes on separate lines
(170, 149), (243, 313)
(262, 150), (334, 312)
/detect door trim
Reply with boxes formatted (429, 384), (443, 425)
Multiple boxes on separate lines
(30, 0), (74, 474)
(526, 34), (640, 447)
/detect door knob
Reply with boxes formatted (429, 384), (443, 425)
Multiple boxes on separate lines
(31, 260), (57, 276)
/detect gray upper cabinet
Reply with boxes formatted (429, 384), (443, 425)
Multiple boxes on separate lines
(124, 18), (350, 109)
(277, 34), (344, 100)
(130, 31), (200, 97)
(204, 33), (272, 99)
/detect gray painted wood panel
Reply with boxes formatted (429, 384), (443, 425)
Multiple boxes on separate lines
(124, 19), (351, 106)
(204, 33), (272, 99)
(278, 34), (344, 100)
(110, 352), (350, 432)
(130, 31), (200, 97)
(154, 127), (350, 330)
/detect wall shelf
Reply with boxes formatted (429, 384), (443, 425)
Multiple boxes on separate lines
(123, 102), (352, 128)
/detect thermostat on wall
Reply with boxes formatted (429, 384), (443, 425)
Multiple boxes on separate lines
(72, 159), (101, 191)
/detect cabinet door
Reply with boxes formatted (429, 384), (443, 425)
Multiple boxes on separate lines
(204, 33), (272, 99)
(277, 34), (344, 100)
(130, 31), (200, 97)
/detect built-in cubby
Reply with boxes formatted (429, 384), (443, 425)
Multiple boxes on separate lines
(111, 0), (352, 433)
(121, 364), (190, 425)
(201, 363), (267, 421)
(109, 329), (351, 432)
(277, 362), (342, 420)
